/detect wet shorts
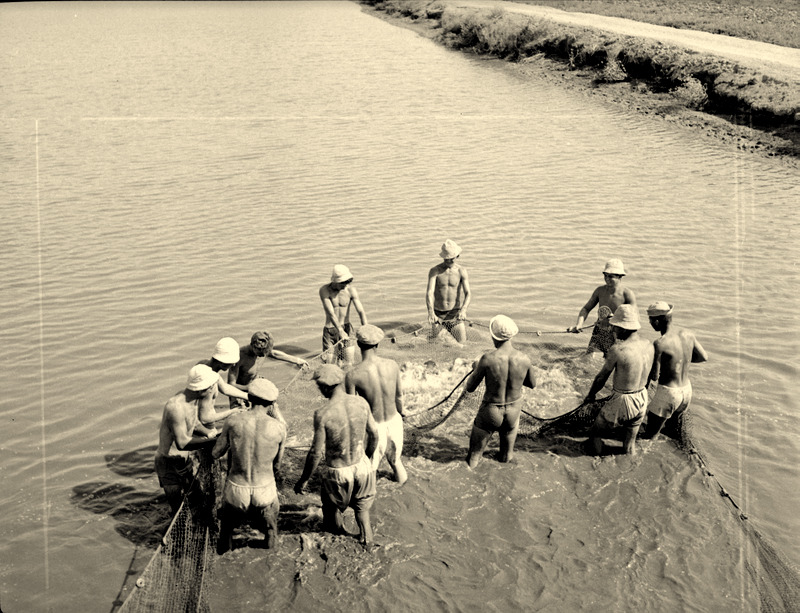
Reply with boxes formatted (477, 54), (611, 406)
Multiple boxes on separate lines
(434, 308), (461, 322)
(372, 412), (404, 471)
(598, 388), (647, 428)
(473, 398), (522, 433)
(154, 453), (194, 490)
(322, 323), (353, 351)
(320, 454), (376, 513)
(648, 382), (693, 419)
(223, 479), (279, 513)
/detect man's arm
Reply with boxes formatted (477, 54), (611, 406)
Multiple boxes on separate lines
(458, 268), (471, 320)
(365, 406), (379, 459)
(624, 287), (637, 307)
(349, 285), (368, 326)
(274, 424), (286, 479)
(524, 362), (537, 389)
(569, 288), (600, 332)
(648, 340), (663, 386)
(294, 412), (325, 494)
(426, 269), (438, 323)
(345, 371), (357, 395)
(168, 407), (217, 451)
(211, 422), (231, 460)
(585, 352), (616, 402)
(198, 383), (245, 428)
(270, 349), (308, 367)
(395, 367), (405, 417)
(217, 376), (249, 400)
(465, 357), (485, 393)
(691, 335), (708, 363)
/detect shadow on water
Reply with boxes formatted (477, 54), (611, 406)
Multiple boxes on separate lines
(71, 445), (170, 548)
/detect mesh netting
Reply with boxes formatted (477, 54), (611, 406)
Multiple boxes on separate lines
(117, 319), (800, 612)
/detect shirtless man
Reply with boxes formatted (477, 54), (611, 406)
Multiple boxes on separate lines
(465, 315), (537, 468)
(213, 378), (286, 554)
(426, 239), (472, 343)
(319, 265), (368, 365)
(294, 365), (379, 551)
(642, 302), (708, 439)
(196, 337), (249, 427)
(584, 304), (654, 456)
(228, 331), (307, 408)
(154, 364), (220, 515)
(569, 259), (636, 356)
(346, 324), (407, 485)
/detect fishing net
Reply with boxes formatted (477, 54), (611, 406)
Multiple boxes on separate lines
(117, 319), (800, 613)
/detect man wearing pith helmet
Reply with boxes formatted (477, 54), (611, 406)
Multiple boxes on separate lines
(426, 239), (472, 343)
(155, 364), (220, 515)
(465, 315), (537, 468)
(583, 304), (653, 455)
(195, 337), (249, 426)
(642, 301), (708, 439)
(319, 264), (368, 365)
(568, 259), (636, 357)
(346, 324), (408, 485)
(213, 377), (286, 553)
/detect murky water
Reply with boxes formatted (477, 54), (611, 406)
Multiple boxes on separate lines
(1, 2), (798, 611)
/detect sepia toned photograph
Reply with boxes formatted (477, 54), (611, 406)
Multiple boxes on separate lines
(1, 1), (798, 611)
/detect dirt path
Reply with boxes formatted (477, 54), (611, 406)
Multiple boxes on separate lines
(456, 0), (800, 84)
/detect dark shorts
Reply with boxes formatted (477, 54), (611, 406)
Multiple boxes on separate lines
(154, 453), (195, 490)
(322, 323), (353, 351)
(434, 308), (460, 322)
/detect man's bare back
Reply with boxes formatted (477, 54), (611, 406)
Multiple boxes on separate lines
(653, 328), (700, 387)
(217, 410), (285, 487)
(608, 336), (654, 393)
(317, 392), (373, 468)
(347, 357), (402, 423)
(469, 344), (535, 405)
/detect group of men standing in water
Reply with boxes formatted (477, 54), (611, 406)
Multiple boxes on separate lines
(154, 241), (708, 553)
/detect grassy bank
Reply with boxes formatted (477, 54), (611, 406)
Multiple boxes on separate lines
(362, 0), (799, 156)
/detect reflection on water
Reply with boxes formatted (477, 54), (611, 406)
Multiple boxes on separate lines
(1, 2), (798, 612)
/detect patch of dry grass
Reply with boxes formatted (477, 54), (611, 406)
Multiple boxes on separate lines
(510, 0), (800, 49)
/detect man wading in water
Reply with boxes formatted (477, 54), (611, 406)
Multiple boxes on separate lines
(346, 324), (408, 485)
(294, 365), (379, 551)
(319, 264), (368, 365)
(642, 301), (708, 439)
(569, 259), (636, 356)
(426, 239), (472, 343)
(465, 315), (537, 468)
(584, 304), (653, 455)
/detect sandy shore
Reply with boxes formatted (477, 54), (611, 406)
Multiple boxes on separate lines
(361, 0), (800, 162)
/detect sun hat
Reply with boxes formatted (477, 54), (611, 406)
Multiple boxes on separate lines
(331, 264), (353, 284)
(603, 259), (626, 276)
(212, 337), (240, 365)
(313, 364), (345, 386)
(439, 239), (462, 260)
(186, 364), (219, 392)
(647, 301), (674, 317)
(489, 314), (519, 341)
(356, 324), (385, 346)
(609, 304), (641, 330)
(249, 378), (279, 403)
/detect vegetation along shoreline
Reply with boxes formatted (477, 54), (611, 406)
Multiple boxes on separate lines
(360, 0), (800, 161)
